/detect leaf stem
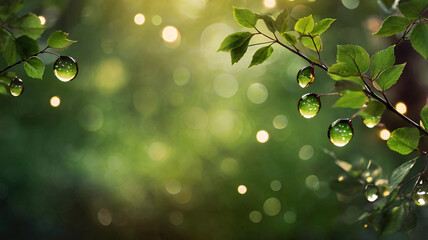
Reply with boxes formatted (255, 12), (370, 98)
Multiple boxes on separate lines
(0, 47), (48, 74)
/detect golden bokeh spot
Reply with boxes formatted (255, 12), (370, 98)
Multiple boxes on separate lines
(94, 58), (127, 93)
(134, 13), (145, 25)
(379, 129), (390, 140)
(162, 26), (180, 42)
(395, 102), (407, 114)
(38, 16), (46, 25)
(256, 130), (269, 143)
(263, 0), (276, 8)
(237, 185), (247, 194)
(50, 96), (60, 107)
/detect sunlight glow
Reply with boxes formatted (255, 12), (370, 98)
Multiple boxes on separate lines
(256, 130), (269, 143)
(162, 26), (179, 42)
(379, 129), (390, 140)
(50, 96), (60, 107)
(237, 185), (247, 194)
(38, 16), (46, 25)
(395, 102), (407, 114)
(134, 13), (145, 25)
(263, 0), (276, 8)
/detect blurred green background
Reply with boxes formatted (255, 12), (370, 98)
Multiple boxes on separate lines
(0, 0), (427, 239)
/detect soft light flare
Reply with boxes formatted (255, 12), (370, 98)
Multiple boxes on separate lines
(162, 26), (179, 42)
(395, 102), (407, 114)
(379, 129), (390, 140)
(134, 13), (145, 25)
(256, 130), (269, 143)
(263, 0), (276, 8)
(38, 16), (46, 25)
(50, 96), (61, 107)
(237, 185), (247, 194)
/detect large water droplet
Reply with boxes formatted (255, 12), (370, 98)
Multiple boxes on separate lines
(54, 56), (78, 82)
(9, 77), (24, 97)
(298, 93), (321, 118)
(297, 66), (314, 88)
(362, 115), (381, 128)
(364, 184), (379, 202)
(328, 118), (353, 147)
(413, 171), (428, 207)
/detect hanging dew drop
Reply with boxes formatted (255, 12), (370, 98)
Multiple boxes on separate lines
(413, 171), (428, 207)
(328, 118), (353, 147)
(9, 77), (24, 97)
(362, 115), (381, 128)
(298, 93), (321, 118)
(54, 56), (78, 82)
(364, 184), (379, 202)
(296, 66), (314, 88)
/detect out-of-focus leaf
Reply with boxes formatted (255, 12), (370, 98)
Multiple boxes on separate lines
(275, 9), (289, 33)
(410, 23), (428, 59)
(382, 205), (406, 234)
(233, 7), (257, 28)
(374, 16), (410, 36)
(0, 27), (13, 52)
(0, 0), (23, 22)
(389, 157), (417, 191)
(334, 80), (363, 92)
(24, 56), (44, 79)
(10, 13), (45, 39)
(421, 106), (428, 129)
(398, 0), (428, 19)
(16, 35), (39, 58)
(387, 127), (419, 155)
(3, 37), (16, 66)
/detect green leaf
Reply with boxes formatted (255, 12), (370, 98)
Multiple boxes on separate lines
(410, 23), (428, 59)
(230, 37), (250, 64)
(0, 72), (15, 95)
(401, 202), (417, 232)
(334, 80), (363, 92)
(328, 62), (359, 77)
(0, 27), (13, 53)
(389, 157), (417, 192)
(218, 32), (253, 52)
(375, 63), (406, 90)
(359, 100), (386, 118)
(3, 37), (16, 66)
(387, 127), (419, 155)
(294, 15), (314, 34)
(281, 31), (297, 45)
(336, 45), (370, 74)
(24, 56), (44, 79)
(257, 14), (276, 33)
(0, 0), (23, 22)
(311, 18), (335, 35)
(398, 0), (428, 20)
(47, 31), (77, 50)
(275, 9), (289, 33)
(249, 46), (273, 67)
(382, 205), (406, 234)
(233, 7), (257, 28)
(370, 45), (395, 79)
(374, 16), (411, 36)
(10, 13), (45, 39)
(421, 106), (428, 129)
(15, 35), (39, 58)
(334, 90), (368, 109)
(301, 35), (321, 52)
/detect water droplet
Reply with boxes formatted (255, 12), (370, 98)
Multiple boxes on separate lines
(328, 118), (353, 147)
(413, 171), (428, 207)
(9, 77), (24, 97)
(362, 115), (381, 128)
(298, 93), (321, 118)
(364, 184), (379, 202)
(54, 56), (78, 82)
(296, 66), (314, 88)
